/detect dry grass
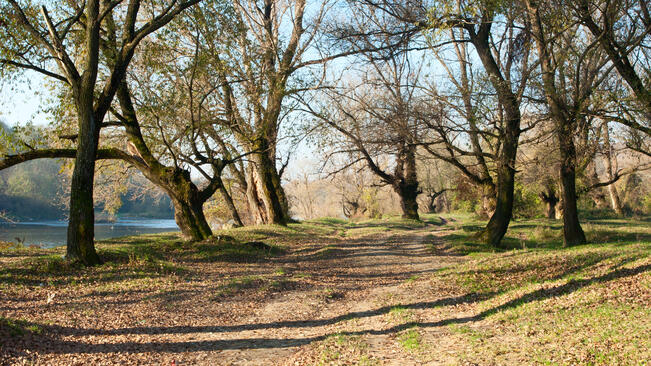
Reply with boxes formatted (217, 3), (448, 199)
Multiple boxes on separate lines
(0, 214), (649, 365)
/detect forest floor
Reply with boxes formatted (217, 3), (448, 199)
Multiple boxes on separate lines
(0, 213), (650, 365)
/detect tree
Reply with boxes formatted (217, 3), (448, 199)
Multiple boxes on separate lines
(193, 0), (311, 225)
(525, 0), (613, 245)
(333, 0), (532, 245)
(103, 8), (245, 239)
(306, 42), (426, 220)
(196, 0), (363, 225)
(1, 0), (202, 264)
(574, 0), (651, 126)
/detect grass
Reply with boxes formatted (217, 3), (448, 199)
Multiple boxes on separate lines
(1, 212), (649, 365)
(397, 327), (422, 352)
(0, 231), (286, 293)
(317, 333), (378, 365)
(0, 316), (43, 337)
(302, 213), (650, 364)
(426, 214), (651, 365)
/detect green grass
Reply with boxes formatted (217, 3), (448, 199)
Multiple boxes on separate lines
(388, 305), (415, 323)
(0, 316), (43, 337)
(0, 232), (282, 290)
(296, 213), (650, 364)
(397, 327), (422, 352)
(428, 215), (651, 365)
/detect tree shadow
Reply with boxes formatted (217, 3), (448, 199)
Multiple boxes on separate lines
(2, 262), (647, 357)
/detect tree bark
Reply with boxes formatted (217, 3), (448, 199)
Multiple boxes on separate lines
(426, 190), (447, 213)
(133, 165), (214, 241)
(66, 128), (101, 265)
(474, 155), (517, 247)
(245, 163), (267, 225)
(248, 143), (288, 225)
(66, 91), (102, 265)
(540, 185), (558, 219)
(478, 183), (497, 218)
(559, 131), (587, 246)
(393, 143), (420, 220)
(143, 168), (215, 241)
(139, 166), (214, 242)
(469, 24), (521, 247)
(395, 182), (420, 220)
(171, 194), (212, 241)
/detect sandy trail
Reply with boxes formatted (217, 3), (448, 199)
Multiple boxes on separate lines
(2, 225), (470, 365)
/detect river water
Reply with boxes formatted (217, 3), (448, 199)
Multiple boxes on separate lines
(0, 219), (179, 248)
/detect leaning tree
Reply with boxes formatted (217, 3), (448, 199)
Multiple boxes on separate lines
(1, 0), (203, 264)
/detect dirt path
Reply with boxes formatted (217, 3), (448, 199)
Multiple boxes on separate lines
(201, 226), (464, 365)
(2, 225), (471, 365)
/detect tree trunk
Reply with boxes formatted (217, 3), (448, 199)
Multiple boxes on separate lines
(602, 123), (624, 216)
(468, 24), (521, 248)
(559, 132), (587, 246)
(394, 144), (420, 220)
(66, 103), (101, 265)
(608, 184), (623, 216)
(249, 147), (288, 225)
(427, 194), (437, 213)
(545, 199), (557, 219)
(474, 153), (517, 247)
(245, 164), (267, 224)
(587, 162), (608, 208)
(171, 196), (212, 241)
(478, 183), (497, 218)
(166, 169), (214, 241)
(218, 179), (243, 227)
(395, 182), (420, 220)
(540, 185), (558, 219)
(141, 171), (214, 241)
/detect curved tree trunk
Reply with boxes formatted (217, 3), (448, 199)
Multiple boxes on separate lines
(157, 170), (214, 241)
(471, 28), (521, 248)
(171, 195), (212, 241)
(115, 80), (217, 241)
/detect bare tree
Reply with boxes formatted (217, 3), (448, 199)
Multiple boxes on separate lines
(306, 40), (426, 220)
(574, 0), (651, 126)
(526, 0), (613, 245)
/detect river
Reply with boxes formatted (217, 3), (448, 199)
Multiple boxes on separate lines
(0, 218), (179, 248)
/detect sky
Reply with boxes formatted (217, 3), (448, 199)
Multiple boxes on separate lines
(0, 76), (50, 127)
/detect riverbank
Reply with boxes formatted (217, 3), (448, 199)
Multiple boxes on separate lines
(0, 218), (178, 248)
(1, 214), (649, 364)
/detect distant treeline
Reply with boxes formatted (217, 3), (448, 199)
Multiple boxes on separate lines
(0, 159), (173, 221)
